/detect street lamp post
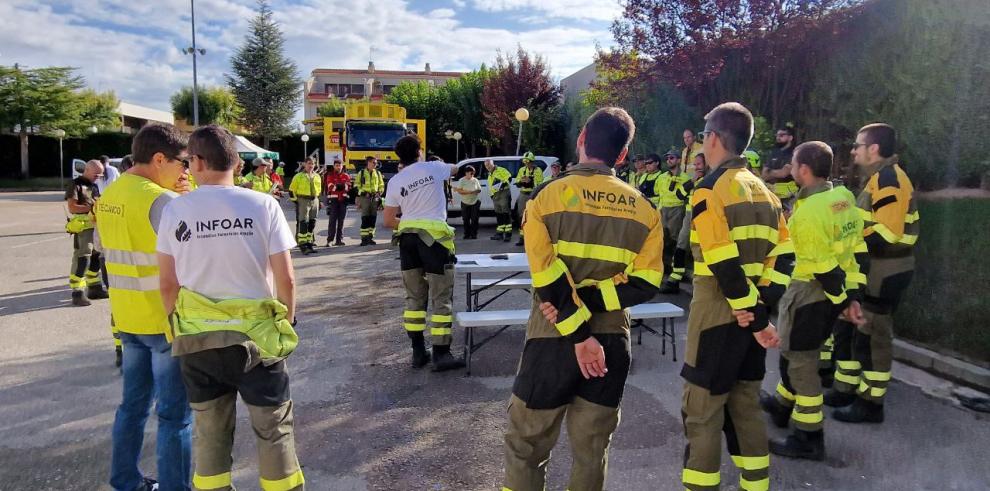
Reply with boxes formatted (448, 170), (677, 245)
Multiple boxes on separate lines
(514, 108), (529, 155)
(301, 134), (310, 162)
(453, 131), (462, 163)
(183, 0), (206, 127)
(54, 129), (66, 188)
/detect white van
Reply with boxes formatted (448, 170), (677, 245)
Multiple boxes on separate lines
(447, 155), (558, 218)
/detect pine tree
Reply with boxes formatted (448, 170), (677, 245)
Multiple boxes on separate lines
(226, 0), (300, 147)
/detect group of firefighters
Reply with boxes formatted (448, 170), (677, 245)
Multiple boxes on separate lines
(59, 98), (917, 490)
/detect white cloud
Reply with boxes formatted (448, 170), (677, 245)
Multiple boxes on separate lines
(0, 0), (613, 119)
(470, 0), (621, 22)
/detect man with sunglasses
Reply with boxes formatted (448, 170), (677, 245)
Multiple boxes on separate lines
(96, 123), (193, 491)
(656, 150), (692, 293)
(762, 126), (800, 208)
(638, 153), (663, 208)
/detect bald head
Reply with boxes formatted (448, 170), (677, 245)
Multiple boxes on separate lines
(84, 159), (104, 182)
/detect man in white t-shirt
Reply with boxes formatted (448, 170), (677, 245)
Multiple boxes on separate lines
(157, 125), (305, 491)
(383, 134), (465, 371)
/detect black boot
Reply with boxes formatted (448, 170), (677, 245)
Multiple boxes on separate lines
(819, 368), (834, 389)
(769, 430), (825, 461)
(515, 237), (525, 246)
(658, 279), (680, 294)
(823, 389), (856, 407)
(760, 390), (792, 429)
(503, 232), (512, 242)
(359, 236), (370, 246)
(833, 398), (884, 424)
(409, 332), (431, 368)
(431, 345), (466, 372)
(87, 283), (109, 299)
(491, 232), (503, 240)
(115, 346), (123, 368)
(72, 290), (91, 307)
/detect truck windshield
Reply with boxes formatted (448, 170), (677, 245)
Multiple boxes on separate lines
(346, 123), (406, 151)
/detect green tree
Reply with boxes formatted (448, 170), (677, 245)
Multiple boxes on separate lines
(439, 67), (495, 157)
(227, 0), (301, 147)
(316, 97), (346, 117)
(387, 80), (454, 158)
(0, 65), (118, 178)
(481, 47), (562, 155)
(170, 86), (241, 127)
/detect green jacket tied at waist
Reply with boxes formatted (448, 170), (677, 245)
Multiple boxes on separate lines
(171, 287), (299, 365)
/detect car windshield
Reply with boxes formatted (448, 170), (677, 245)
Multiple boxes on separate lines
(346, 123), (406, 151)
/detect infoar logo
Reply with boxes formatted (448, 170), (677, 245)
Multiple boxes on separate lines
(175, 221), (192, 242)
(400, 186), (409, 197)
(560, 185), (580, 209)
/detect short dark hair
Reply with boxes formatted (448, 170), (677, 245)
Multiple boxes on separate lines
(704, 102), (754, 155)
(120, 154), (133, 171)
(131, 123), (187, 165)
(582, 107), (635, 166)
(99, 155), (110, 164)
(463, 165), (475, 174)
(683, 128), (696, 136)
(645, 153), (661, 164)
(793, 141), (833, 179)
(394, 134), (422, 164)
(777, 125), (795, 137)
(858, 123), (896, 158)
(188, 125), (239, 172)
(365, 156), (376, 163)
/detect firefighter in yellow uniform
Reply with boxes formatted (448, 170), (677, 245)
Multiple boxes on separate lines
(666, 153), (708, 294)
(486, 160), (514, 241)
(826, 123), (918, 424)
(759, 141), (869, 460)
(681, 103), (793, 491)
(288, 158), (322, 254)
(656, 150), (693, 293)
(682, 129), (704, 174)
(503, 108), (663, 491)
(637, 154), (663, 208)
(513, 152), (545, 247)
(245, 158), (276, 194)
(65, 160), (107, 306)
(355, 156), (385, 246)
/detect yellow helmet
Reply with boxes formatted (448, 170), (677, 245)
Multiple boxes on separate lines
(743, 149), (761, 169)
(522, 151), (536, 162)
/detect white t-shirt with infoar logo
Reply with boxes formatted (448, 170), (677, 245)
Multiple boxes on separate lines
(156, 185), (296, 300)
(383, 161), (454, 222)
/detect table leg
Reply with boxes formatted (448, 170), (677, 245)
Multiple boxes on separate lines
(661, 318), (667, 356)
(465, 272), (473, 312)
(466, 326), (474, 376)
(671, 319), (677, 362)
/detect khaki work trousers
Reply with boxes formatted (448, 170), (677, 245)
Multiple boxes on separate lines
(356, 194), (379, 239)
(682, 380), (770, 491)
(515, 191), (532, 237)
(69, 227), (102, 290)
(399, 233), (455, 346)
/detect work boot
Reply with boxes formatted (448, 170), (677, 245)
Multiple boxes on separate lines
(658, 279), (680, 295)
(86, 283), (109, 300)
(359, 236), (370, 246)
(72, 290), (91, 307)
(409, 332), (431, 369)
(115, 346), (123, 368)
(515, 237), (525, 247)
(503, 233), (512, 243)
(431, 345), (466, 372)
(491, 232), (503, 241)
(823, 389), (856, 407)
(137, 477), (159, 491)
(760, 390), (792, 429)
(833, 398), (884, 424)
(769, 430), (825, 461)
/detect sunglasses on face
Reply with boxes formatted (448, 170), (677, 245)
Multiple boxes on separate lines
(851, 142), (869, 149)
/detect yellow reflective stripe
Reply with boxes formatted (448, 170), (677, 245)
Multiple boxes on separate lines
(730, 454), (770, 470)
(403, 310), (427, 319)
(834, 371), (860, 385)
(553, 240), (637, 265)
(629, 269), (662, 287)
(729, 224), (778, 243)
(107, 273), (160, 292)
(836, 360), (861, 370)
(863, 370), (892, 382)
(740, 476), (770, 491)
(904, 210), (920, 224)
(689, 230), (699, 244)
(260, 469), (305, 491)
(682, 468), (721, 486)
(859, 381), (888, 398)
(403, 323), (426, 332)
(694, 261), (712, 275)
(900, 233), (918, 245)
(769, 240), (794, 256)
(795, 394), (824, 406)
(694, 262), (764, 278)
(775, 382), (795, 401)
(871, 223), (900, 243)
(430, 314), (453, 323)
(824, 289), (848, 305)
(702, 243), (740, 264)
(555, 304), (591, 337)
(820, 350), (832, 361)
(532, 258), (568, 287)
(193, 471), (233, 490)
(726, 284), (759, 310)
(847, 272), (867, 285)
(761, 268), (791, 286)
(431, 327), (453, 335)
(598, 279), (621, 311)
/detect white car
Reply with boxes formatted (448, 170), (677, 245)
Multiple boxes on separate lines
(447, 155), (558, 218)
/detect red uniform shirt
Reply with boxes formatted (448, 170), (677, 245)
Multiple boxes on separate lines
(325, 170), (352, 201)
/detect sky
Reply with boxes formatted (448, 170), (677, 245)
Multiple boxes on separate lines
(0, 0), (619, 116)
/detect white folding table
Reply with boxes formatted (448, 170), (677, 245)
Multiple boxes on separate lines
(454, 253), (531, 312)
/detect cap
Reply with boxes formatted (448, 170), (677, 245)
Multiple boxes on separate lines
(664, 150), (680, 159)
(252, 157), (268, 167)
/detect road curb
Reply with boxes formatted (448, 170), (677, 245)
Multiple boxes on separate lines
(894, 339), (990, 393)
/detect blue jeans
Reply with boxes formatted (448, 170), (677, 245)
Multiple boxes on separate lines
(110, 333), (192, 491)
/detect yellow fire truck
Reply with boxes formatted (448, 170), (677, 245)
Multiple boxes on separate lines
(304, 101), (425, 177)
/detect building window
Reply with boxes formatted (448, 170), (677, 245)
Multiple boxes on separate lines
(351, 84), (365, 95)
(383, 85), (395, 95)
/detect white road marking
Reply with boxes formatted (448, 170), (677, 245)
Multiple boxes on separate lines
(10, 236), (66, 249)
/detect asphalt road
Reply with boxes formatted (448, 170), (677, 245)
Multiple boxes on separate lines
(1, 191), (987, 490)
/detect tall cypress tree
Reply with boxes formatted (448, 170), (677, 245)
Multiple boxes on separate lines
(227, 0), (300, 147)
